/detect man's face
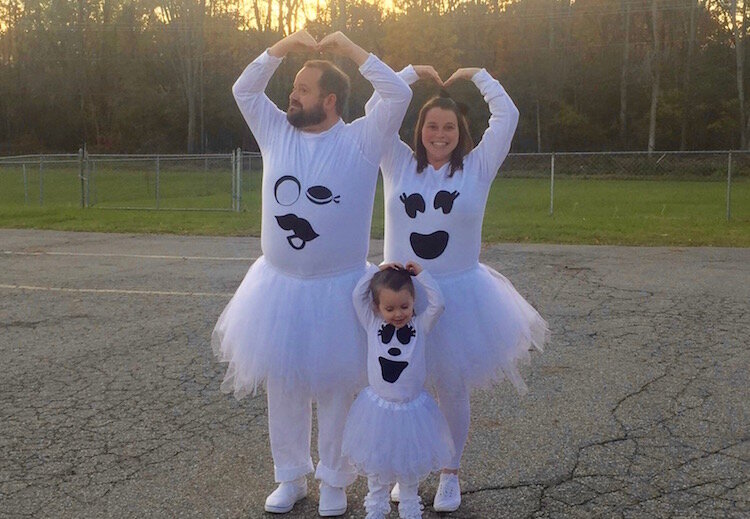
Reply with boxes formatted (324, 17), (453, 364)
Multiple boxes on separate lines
(287, 66), (327, 128)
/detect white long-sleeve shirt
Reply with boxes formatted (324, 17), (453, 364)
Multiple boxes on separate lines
(366, 67), (520, 275)
(352, 267), (444, 402)
(233, 51), (412, 277)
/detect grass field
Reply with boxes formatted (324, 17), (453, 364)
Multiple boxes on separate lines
(1, 164), (748, 246)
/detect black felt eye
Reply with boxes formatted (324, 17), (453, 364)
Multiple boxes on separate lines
(399, 192), (425, 219)
(396, 324), (416, 345)
(434, 190), (460, 214)
(274, 175), (301, 206)
(306, 185), (340, 205)
(378, 323), (395, 344)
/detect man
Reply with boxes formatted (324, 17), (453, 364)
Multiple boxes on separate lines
(212, 30), (412, 516)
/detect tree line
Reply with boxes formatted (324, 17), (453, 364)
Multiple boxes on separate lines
(0, 0), (746, 154)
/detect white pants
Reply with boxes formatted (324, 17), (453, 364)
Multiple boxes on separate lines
(435, 381), (470, 470)
(266, 377), (357, 487)
(366, 477), (421, 518)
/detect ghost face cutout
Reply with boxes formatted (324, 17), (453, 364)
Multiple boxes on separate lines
(273, 175), (340, 250)
(377, 322), (416, 383)
(400, 190), (460, 260)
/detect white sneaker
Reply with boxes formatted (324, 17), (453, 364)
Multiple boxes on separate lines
(318, 482), (347, 516)
(433, 473), (461, 512)
(264, 477), (307, 514)
(390, 482), (400, 503)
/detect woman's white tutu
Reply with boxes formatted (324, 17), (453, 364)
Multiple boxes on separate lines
(423, 264), (548, 393)
(212, 256), (367, 398)
(341, 387), (455, 485)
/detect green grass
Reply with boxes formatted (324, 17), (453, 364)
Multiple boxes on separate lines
(1, 166), (748, 246)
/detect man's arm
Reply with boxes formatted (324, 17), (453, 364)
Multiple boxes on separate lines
(233, 30), (317, 150)
(319, 32), (412, 166)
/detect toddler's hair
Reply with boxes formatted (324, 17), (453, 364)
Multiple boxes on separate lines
(369, 268), (415, 305)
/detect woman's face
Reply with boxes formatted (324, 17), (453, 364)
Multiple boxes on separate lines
(421, 107), (459, 167)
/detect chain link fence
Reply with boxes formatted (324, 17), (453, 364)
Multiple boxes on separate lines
(0, 150), (746, 220)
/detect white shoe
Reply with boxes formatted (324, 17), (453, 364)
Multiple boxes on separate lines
(318, 482), (347, 516)
(433, 473), (461, 512)
(390, 482), (400, 503)
(365, 512), (387, 519)
(264, 477), (307, 514)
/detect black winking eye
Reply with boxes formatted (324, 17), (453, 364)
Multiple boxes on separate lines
(434, 190), (460, 214)
(400, 192), (425, 219)
(306, 185), (340, 205)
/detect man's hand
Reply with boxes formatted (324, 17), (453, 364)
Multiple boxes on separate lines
(412, 65), (443, 86)
(317, 31), (369, 66)
(444, 67), (482, 87)
(268, 30), (317, 58)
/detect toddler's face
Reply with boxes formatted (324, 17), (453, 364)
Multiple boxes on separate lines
(376, 288), (414, 328)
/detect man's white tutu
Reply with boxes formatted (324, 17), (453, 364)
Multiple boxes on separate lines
(212, 256), (368, 398)
(424, 264), (549, 394)
(341, 387), (455, 485)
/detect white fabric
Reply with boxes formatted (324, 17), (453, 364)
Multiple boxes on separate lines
(213, 50), (411, 487)
(367, 66), (548, 393)
(231, 51), (412, 277)
(342, 388), (454, 486)
(343, 268), (453, 484)
(267, 378), (357, 486)
(434, 383), (470, 470)
(214, 50), (411, 397)
(366, 477), (421, 519)
(352, 268), (444, 402)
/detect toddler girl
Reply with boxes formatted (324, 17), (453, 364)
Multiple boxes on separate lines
(342, 261), (454, 519)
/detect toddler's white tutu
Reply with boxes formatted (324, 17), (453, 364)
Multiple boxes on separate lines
(212, 256), (367, 398)
(424, 264), (548, 394)
(341, 387), (454, 485)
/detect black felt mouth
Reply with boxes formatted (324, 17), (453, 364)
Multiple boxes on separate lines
(409, 231), (449, 260)
(378, 357), (409, 383)
(275, 213), (319, 250)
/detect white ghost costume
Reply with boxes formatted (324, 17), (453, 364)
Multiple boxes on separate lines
(342, 266), (453, 518)
(212, 50), (411, 487)
(366, 67), (549, 470)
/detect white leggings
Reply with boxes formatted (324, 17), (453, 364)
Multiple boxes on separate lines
(435, 383), (470, 470)
(366, 477), (421, 518)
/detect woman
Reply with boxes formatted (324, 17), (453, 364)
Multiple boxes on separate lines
(365, 64), (548, 512)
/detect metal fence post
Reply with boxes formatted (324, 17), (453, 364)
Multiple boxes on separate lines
(230, 150), (236, 211)
(726, 151), (732, 222)
(155, 155), (161, 209)
(236, 147), (242, 212)
(23, 164), (28, 205)
(549, 153), (555, 216)
(79, 147), (85, 208)
(38, 155), (44, 206)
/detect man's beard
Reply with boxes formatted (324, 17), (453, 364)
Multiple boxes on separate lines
(287, 100), (326, 129)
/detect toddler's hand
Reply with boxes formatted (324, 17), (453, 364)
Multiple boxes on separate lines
(379, 262), (404, 271)
(405, 261), (422, 275)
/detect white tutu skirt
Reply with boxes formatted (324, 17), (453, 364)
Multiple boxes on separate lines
(422, 264), (548, 394)
(341, 387), (455, 485)
(212, 256), (367, 398)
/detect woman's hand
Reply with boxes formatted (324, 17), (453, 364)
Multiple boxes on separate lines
(444, 67), (482, 87)
(412, 65), (443, 86)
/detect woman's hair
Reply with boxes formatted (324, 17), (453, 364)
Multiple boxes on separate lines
(369, 268), (415, 305)
(413, 92), (474, 177)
